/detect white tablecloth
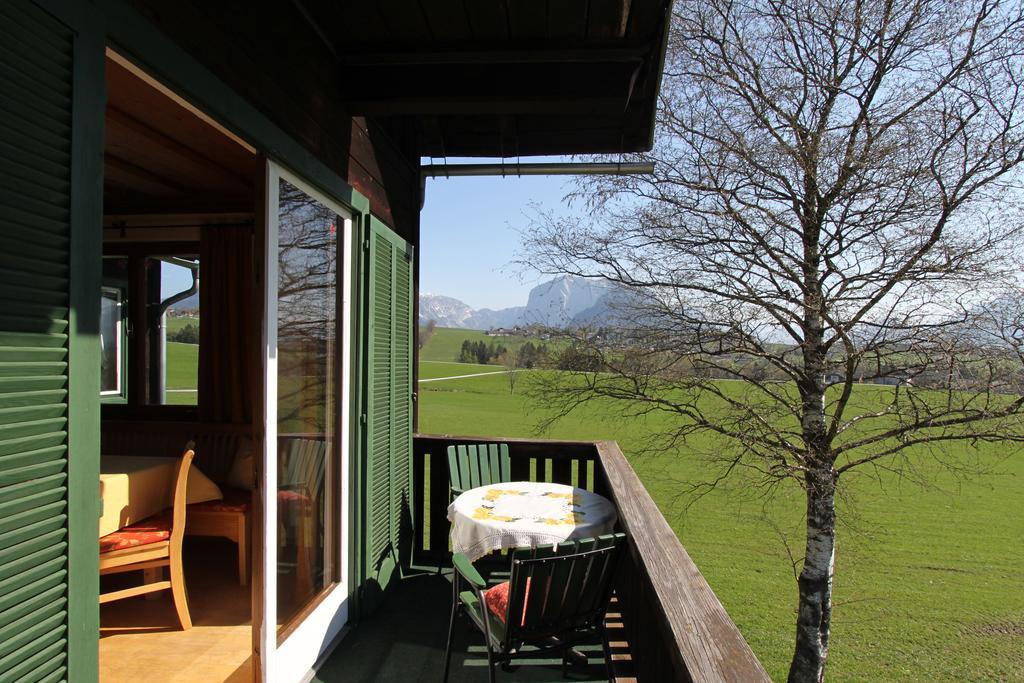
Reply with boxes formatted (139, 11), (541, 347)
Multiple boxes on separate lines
(447, 481), (617, 561)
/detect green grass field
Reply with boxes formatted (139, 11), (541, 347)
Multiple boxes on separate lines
(419, 361), (503, 380)
(417, 366), (1024, 682)
(165, 341), (197, 405)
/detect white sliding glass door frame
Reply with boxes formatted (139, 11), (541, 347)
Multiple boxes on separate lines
(261, 160), (354, 683)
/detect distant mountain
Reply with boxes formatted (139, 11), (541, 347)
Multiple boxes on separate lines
(419, 275), (621, 330)
(167, 292), (199, 310)
(465, 306), (527, 330)
(520, 276), (612, 326)
(419, 294), (475, 328)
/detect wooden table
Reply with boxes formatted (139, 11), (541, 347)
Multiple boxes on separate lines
(447, 481), (618, 561)
(99, 455), (220, 536)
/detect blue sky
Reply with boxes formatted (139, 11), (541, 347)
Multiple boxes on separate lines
(420, 163), (581, 310)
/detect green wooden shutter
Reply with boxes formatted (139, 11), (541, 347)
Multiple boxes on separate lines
(0, 3), (76, 680)
(362, 216), (413, 607)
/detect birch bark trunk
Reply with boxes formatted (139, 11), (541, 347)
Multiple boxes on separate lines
(788, 470), (836, 683)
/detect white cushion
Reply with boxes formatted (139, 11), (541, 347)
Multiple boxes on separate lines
(186, 465), (223, 504)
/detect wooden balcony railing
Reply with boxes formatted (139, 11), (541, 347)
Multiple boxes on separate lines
(412, 433), (770, 683)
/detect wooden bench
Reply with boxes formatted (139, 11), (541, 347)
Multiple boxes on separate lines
(186, 488), (251, 585)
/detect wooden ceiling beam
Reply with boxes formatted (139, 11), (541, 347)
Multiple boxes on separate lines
(348, 96), (631, 117)
(104, 155), (189, 197)
(106, 107), (253, 190)
(340, 44), (649, 67)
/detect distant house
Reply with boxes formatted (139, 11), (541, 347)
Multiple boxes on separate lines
(874, 373), (914, 386)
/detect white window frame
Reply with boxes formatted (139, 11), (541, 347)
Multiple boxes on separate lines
(261, 160), (354, 683)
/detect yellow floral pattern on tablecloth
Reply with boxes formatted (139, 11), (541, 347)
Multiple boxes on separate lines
(472, 488), (587, 526)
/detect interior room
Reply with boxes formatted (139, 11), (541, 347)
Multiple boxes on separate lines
(97, 49), (261, 682)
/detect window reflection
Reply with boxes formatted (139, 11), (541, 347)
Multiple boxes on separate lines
(100, 288), (122, 396)
(276, 178), (337, 629)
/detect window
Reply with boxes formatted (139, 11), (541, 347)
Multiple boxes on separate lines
(152, 257), (200, 406)
(98, 251), (201, 409)
(99, 287), (124, 399)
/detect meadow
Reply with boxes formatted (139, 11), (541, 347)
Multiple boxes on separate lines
(165, 314), (199, 405)
(416, 353), (1024, 681)
(164, 342), (198, 404)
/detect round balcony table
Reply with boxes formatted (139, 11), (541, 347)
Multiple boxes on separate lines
(447, 481), (618, 561)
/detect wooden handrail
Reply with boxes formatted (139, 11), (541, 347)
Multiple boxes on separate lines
(595, 441), (770, 682)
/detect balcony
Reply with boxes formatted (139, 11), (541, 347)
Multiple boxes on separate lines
(320, 434), (769, 682)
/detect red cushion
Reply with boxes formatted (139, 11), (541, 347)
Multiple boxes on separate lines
(188, 487), (250, 513)
(484, 578), (532, 625)
(277, 488), (311, 511)
(100, 513), (172, 553)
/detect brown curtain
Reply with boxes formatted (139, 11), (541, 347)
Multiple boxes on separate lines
(199, 225), (255, 424)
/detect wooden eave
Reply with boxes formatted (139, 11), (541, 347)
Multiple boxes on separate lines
(301, 0), (672, 157)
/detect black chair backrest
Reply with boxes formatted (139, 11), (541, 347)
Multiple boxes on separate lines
(447, 443), (511, 497)
(503, 532), (625, 647)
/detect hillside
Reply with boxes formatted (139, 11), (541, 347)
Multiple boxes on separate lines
(419, 327), (529, 363)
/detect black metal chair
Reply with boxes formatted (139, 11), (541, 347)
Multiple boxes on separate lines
(443, 533), (626, 682)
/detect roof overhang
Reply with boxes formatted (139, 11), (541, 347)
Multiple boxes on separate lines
(300, 0), (671, 157)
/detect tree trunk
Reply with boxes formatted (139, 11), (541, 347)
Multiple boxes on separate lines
(788, 469), (837, 683)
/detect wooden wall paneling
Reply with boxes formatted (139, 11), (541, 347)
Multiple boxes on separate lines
(462, 3), (509, 41)
(506, 0), (549, 40)
(415, 0), (473, 41)
(546, 0), (590, 40)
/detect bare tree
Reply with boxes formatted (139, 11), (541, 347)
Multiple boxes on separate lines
(501, 349), (522, 394)
(524, 1), (1024, 681)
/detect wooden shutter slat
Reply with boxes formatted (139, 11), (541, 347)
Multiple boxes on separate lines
(0, 636), (66, 683)
(0, 533), (66, 583)
(0, 11), (71, 672)
(0, 561), (66, 615)
(363, 218), (413, 610)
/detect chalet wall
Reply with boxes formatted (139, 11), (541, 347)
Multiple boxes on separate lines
(122, 0), (421, 243)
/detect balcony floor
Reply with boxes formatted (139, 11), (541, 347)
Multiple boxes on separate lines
(315, 568), (629, 683)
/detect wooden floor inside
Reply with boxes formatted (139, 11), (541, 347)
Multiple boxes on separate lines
(99, 537), (251, 683)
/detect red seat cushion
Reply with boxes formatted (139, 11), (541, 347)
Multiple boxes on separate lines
(100, 513), (172, 553)
(277, 488), (312, 512)
(484, 578), (532, 625)
(188, 487), (250, 513)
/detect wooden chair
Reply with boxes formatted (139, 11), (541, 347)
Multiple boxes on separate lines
(99, 443), (195, 630)
(447, 443), (511, 501)
(443, 533), (626, 682)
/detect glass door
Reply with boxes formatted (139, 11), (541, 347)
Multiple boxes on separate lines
(260, 161), (353, 682)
